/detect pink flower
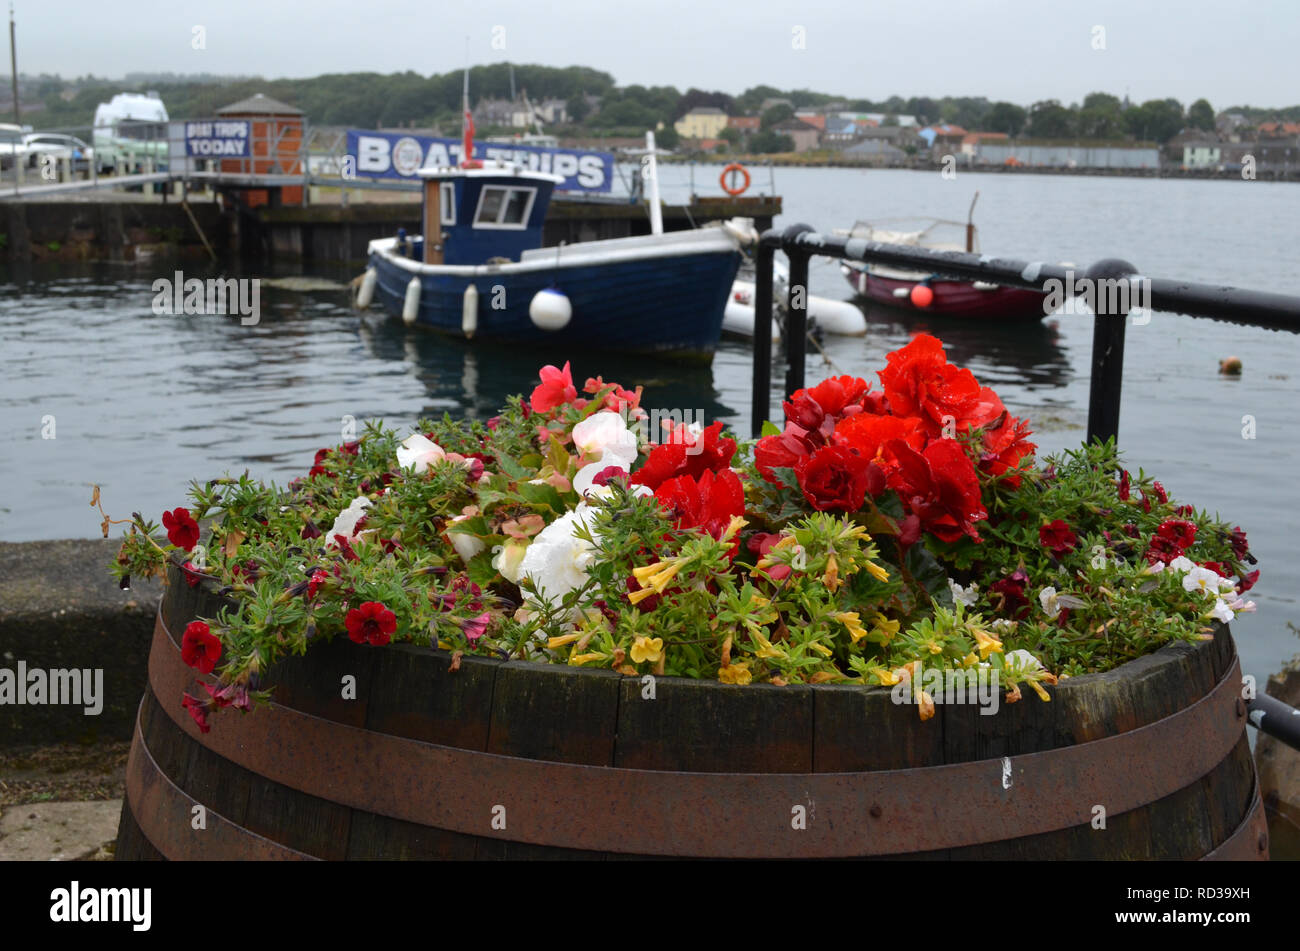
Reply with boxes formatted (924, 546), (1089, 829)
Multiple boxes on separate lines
(530, 362), (578, 414)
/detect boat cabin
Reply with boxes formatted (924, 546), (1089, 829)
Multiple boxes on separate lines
(416, 162), (564, 266)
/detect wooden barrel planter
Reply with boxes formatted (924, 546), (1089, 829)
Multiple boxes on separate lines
(115, 558), (1269, 860)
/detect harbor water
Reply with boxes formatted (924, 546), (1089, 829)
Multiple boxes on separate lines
(3, 166), (1299, 685)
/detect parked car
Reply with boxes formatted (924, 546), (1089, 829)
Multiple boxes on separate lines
(0, 123), (28, 171)
(93, 92), (169, 173)
(22, 133), (95, 174)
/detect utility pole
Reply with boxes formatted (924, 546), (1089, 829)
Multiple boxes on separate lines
(9, 3), (18, 126)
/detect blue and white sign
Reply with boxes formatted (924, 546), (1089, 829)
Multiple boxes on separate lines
(183, 120), (250, 157)
(347, 130), (614, 193)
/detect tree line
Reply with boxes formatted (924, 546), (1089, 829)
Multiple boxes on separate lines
(18, 65), (1300, 144)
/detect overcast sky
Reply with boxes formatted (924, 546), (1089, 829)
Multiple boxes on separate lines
(13, 0), (1296, 109)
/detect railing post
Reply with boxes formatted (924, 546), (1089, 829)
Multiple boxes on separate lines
(783, 223), (813, 400)
(1085, 257), (1137, 446)
(751, 235), (776, 437)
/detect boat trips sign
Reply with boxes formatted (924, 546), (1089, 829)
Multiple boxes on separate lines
(183, 120), (250, 156)
(347, 130), (614, 193)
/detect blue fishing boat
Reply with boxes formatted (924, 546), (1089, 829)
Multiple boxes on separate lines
(360, 146), (754, 361)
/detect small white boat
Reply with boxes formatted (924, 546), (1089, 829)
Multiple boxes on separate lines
(722, 259), (866, 339)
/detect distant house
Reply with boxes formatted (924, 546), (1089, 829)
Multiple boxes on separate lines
(794, 111), (827, 131)
(760, 97), (795, 114)
(853, 124), (916, 147)
(674, 107), (729, 140)
(1256, 134), (1300, 174)
(474, 98), (529, 128)
(822, 118), (860, 144)
(837, 112), (919, 128)
(770, 117), (823, 152)
(841, 138), (906, 165)
(918, 124), (968, 153)
(1256, 121), (1300, 137)
(728, 116), (761, 133)
(1215, 112), (1250, 142)
(959, 132), (1009, 159)
(532, 98), (569, 125)
(1166, 130), (1222, 169)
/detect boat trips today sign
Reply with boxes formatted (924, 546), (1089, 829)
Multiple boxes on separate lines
(347, 130), (614, 193)
(183, 120), (250, 157)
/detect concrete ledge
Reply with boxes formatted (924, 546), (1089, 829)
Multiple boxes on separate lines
(0, 539), (163, 746)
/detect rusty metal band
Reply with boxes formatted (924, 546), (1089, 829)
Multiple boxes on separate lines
(125, 700), (316, 861)
(1201, 780), (1269, 861)
(149, 607), (1248, 858)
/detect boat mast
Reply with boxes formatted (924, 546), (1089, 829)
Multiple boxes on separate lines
(645, 130), (663, 235)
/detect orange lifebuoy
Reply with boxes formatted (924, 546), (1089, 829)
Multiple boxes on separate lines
(720, 163), (751, 196)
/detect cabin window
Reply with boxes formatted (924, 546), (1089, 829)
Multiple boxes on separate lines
(473, 185), (537, 230)
(439, 182), (456, 226)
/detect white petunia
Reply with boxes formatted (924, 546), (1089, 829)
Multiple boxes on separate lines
(447, 513), (486, 564)
(517, 506), (602, 610)
(1004, 649), (1046, 673)
(1168, 555), (1196, 573)
(571, 411), (639, 468)
(323, 496), (371, 547)
(492, 538), (530, 584)
(1183, 566), (1234, 599)
(397, 434), (447, 474)
(948, 579), (979, 607)
(1209, 598), (1235, 624)
(1039, 586), (1062, 618)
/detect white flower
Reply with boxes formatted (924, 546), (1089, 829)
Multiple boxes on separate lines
(948, 579), (979, 607)
(397, 434), (447, 474)
(1039, 586), (1062, 618)
(1005, 649), (1045, 673)
(447, 513), (486, 564)
(491, 538), (530, 584)
(1228, 598), (1257, 614)
(572, 460), (627, 499)
(990, 619), (1017, 634)
(1168, 555), (1196, 573)
(322, 496), (371, 547)
(1209, 598), (1235, 624)
(1183, 566), (1234, 599)
(571, 411), (639, 468)
(517, 507), (602, 610)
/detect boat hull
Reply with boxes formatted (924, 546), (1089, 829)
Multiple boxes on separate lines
(370, 240), (742, 360)
(843, 264), (1047, 320)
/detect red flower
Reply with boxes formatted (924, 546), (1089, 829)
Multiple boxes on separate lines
(832, 412), (927, 467)
(181, 561), (202, 588)
(654, 468), (745, 545)
(306, 569), (328, 599)
(345, 601), (397, 646)
(793, 375), (872, 419)
(1145, 534), (1183, 565)
(1117, 469), (1131, 501)
(632, 421), (736, 490)
(1230, 526), (1250, 560)
(794, 444), (872, 512)
(1199, 561), (1229, 577)
(747, 533), (791, 580)
(883, 438), (986, 543)
(530, 361), (578, 414)
(782, 392), (826, 433)
(162, 507), (200, 551)
(978, 414), (1036, 485)
(878, 334), (994, 434)
(1157, 519), (1197, 549)
(1152, 481), (1168, 504)
(1039, 519), (1079, 559)
(989, 571), (1031, 619)
(753, 429), (816, 484)
(181, 694), (211, 734)
(181, 621), (222, 675)
(1237, 569), (1259, 594)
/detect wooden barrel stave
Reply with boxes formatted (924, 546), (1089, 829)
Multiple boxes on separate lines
(115, 560), (1265, 860)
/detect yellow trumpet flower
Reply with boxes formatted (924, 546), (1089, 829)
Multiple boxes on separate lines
(720, 515), (748, 543)
(752, 633), (785, 659)
(868, 613), (899, 645)
(717, 663), (752, 685)
(865, 560), (890, 583)
(870, 666), (901, 686)
(808, 640), (833, 657)
(547, 633), (582, 650)
(627, 586), (660, 606)
(1027, 679), (1052, 702)
(833, 611), (869, 644)
(970, 626), (1004, 660)
(630, 636), (664, 664)
(569, 652), (605, 666)
(823, 554), (840, 591)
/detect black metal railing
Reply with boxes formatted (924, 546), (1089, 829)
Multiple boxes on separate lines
(751, 223), (1300, 750)
(751, 223), (1300, 444)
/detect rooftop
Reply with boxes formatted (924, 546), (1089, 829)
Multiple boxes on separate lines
(216, 93), (303, 116)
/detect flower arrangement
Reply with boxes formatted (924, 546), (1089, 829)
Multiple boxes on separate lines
(102, 334), (1259, 731)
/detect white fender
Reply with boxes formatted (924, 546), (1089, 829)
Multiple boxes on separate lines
(807, 295), (867, 335)
(529, 288), (572, 331)
(356, 267), (376, 308)
(402, 276), (421, 326)
(462, 284), (479, 338)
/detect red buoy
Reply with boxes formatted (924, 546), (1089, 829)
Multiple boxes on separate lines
(910, 284), (935, 308)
